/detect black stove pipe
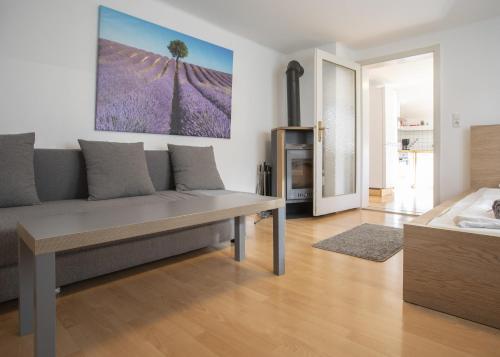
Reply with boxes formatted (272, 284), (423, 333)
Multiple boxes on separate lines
(286, 60), (304, 127)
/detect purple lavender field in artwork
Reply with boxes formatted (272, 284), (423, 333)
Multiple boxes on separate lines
(96, 7), (233, 138)
(95, 39), (232, 138)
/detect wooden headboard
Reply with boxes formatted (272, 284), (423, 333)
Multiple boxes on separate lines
(471, 124), (500, 188)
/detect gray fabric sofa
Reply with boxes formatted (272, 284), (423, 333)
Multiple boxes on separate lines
(0, 149), (234, 303)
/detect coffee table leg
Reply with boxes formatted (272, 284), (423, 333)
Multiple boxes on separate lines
(273, 207), (285, 275)
(234, 215), (246, 261)
(35, 252), (56, 357)
(18, 239), (34, 335)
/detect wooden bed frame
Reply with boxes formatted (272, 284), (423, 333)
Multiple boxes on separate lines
(403, 124), (500, 329)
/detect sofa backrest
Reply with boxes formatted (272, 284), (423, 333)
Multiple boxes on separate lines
(34, 149), (174, 202)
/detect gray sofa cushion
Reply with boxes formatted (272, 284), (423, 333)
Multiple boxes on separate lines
(145, 150), (174, 191)
(33, 149), (174, 201)
(168, 144), (225, 191)
(34, 149), (88, 201)
(0, 190), (225, 268)
(78, 140), (155, 200)
(0, 132), (40, 208)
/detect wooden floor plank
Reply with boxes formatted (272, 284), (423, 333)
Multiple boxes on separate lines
(1, 209), (499, 356)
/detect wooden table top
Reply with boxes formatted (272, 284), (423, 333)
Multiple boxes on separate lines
(17, 193), (285, 255)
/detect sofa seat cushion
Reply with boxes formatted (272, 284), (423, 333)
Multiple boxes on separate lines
(0, 132), (40, 207)
(0, 190), (233, 268)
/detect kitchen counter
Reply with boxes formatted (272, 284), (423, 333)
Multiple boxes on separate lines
(398, 149), (433, 188)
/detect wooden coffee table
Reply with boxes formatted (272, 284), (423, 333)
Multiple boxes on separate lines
(17, 193), (285, 357)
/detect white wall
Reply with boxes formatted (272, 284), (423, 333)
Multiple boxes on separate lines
(369, 86), (384, 188)
(0, 0), (282, 192)
(398, 83), (433, 126)
(383, 87), (400, 189)
(352, 16), (500, 201)
(369, 85), (399, 189)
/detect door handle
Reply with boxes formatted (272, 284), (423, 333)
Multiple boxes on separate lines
(317, 121), (325, 142)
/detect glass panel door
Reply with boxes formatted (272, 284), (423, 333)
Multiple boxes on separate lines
(322, 60), (356, 197)
(314, 50), (361, 216)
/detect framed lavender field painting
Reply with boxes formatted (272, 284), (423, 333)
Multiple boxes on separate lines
(95, 6), (233, 138)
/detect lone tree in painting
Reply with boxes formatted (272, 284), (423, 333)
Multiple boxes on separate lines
(168, 40), (188, 66)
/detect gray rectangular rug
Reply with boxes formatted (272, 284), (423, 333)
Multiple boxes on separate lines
(312, 223), (403, 262)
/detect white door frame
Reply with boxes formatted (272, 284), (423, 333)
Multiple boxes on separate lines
(313, 49), (362, 216)
(359, 45), (441, 208)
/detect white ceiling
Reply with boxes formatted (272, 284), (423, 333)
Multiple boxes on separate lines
(161, 0), (500, 53)
(367, 55), (434, 122)
(366, 54), (433, 89)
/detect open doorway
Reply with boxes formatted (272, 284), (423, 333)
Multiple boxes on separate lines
(363, 53), (435, 215)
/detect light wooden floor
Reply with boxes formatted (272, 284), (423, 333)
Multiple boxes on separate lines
(367, 186), (433, 215)
(1, 209), (499, 356)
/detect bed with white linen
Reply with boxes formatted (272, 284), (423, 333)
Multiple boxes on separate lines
(429, 187), (500, 235)
(403, 125), (500, 330)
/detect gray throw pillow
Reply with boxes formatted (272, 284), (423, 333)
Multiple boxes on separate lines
(168, 144), (225, 191)
(78, 140), (155, 200)
(0, 132), (40, 208)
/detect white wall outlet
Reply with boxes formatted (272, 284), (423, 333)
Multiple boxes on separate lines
(452, 113), (461, 128)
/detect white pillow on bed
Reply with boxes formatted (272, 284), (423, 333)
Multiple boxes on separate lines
(453, 188), (500, 229)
